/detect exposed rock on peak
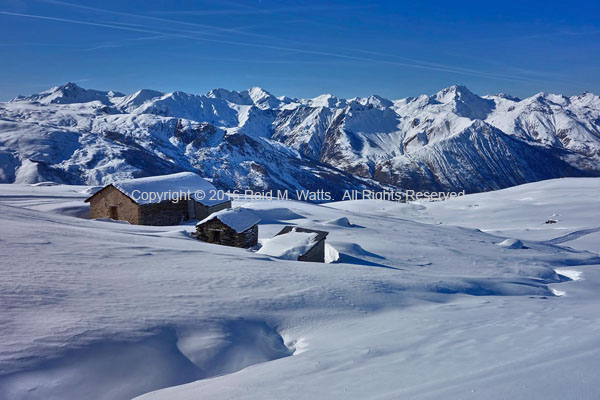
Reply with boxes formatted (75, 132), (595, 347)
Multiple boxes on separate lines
(2, 83), (599, 195)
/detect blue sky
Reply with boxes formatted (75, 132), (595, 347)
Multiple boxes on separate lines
(1, 0), (599, 100)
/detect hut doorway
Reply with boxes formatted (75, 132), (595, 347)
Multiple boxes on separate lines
(209, 229), (222, 244)
(109, 206), (118, 220)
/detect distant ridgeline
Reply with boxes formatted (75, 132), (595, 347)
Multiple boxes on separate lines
(1, 82), (599, 199)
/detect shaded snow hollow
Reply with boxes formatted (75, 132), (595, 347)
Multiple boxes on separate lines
(0, 321), (292, 400)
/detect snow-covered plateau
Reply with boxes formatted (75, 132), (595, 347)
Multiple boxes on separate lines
(0, 177), (599, 399)
(1, 83), (600, 197)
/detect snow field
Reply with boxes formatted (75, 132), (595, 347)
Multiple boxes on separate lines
(0, 178), (599, 399)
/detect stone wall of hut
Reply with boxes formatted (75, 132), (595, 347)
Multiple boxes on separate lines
(89, 186), (232, 226)
(89, 186), (140, 224)
(194, 200), (232, 221)
(138, 200), (189, 226)
(195, 219), (258, 248)
(298, 239), (326, 262)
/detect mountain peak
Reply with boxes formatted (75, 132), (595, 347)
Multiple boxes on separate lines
(309, 93), (345, 108)
(54, 82), (83, 92)
(432, 85), (495, 119)
(434, 85), (476, 102)
(526, 92), (571, 106)
(349, 94), (393, 109)
(206, 88), (255, 107)
(247, 86), (271, 97)
(13, 82), (116, 105)
(207, 88), (234, 98)
(42, 82), (86, 99)
(206, 87), (281, 109)
(571, 91), (600, 107)
(245, 87), (282, 109)
(246, 86), (274, 103)
(116, 89), (164, 110)
(494, 93), (521, 102)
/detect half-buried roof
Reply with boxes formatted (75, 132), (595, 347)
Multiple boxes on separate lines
(197, 208), (261, 233)
(276, 226), (328, 242)
(85, 172), (225, 206)
(257, 226), (328, 260)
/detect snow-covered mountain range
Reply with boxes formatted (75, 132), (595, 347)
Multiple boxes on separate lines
(1, 83), (599, 196)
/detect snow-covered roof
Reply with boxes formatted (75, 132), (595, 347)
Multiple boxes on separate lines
(257, 227), (328, 260)
(91, 172), (226, 206)
(197, 208), (260, 233)
(276, 226), (328, 242)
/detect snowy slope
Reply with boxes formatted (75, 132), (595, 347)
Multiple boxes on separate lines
(1, 84), (599, 196)
(0, 178), (599, 399)
(406, 177), (600, 253)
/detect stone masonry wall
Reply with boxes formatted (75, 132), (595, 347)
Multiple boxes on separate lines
(194, 200), (232, 221)
(298, 239), (325, 262)
(139, 200), (189, 226)
(195, 219), (258, 248)
(89, 186), (140, 224)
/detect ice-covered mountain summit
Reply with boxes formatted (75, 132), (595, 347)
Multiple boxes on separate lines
(11, 82), (124, 105)
(1, 83), (599, 196)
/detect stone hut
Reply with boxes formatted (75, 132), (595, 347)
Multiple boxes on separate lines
(84, 172), (231, 226)
(259, 226), (329, 263)
(194, 208), (260, 248)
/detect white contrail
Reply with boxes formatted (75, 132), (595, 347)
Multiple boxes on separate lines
(38, 0), (283, 40)
(0, 10), (548, 83)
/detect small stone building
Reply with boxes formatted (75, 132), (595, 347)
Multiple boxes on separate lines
(194, 208), (260, 248)
(84, 172), (231, 226)
(258, 226), (329, 263)
(276, 227), (329, 262)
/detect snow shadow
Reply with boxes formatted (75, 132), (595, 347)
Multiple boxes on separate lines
(0, 320), (292, 400)
(544, 227), (600, 245)
(336, 253), (399, 269)
(334, 242), (386, 260)
(332, 242), (397, 269)
(430, 278), (556, 297)
(248, 207), (306, 224)
(321, 217), (365, 228)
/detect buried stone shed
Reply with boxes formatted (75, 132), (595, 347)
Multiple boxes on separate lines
(84, 172), (231, 226)
(194, 208), (260, 248)
(258, 226), (329, 263)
